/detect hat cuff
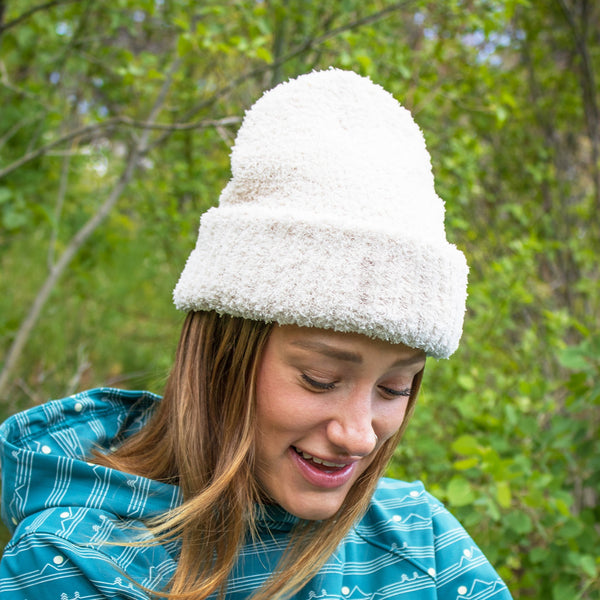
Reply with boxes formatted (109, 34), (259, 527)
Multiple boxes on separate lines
(173, 207), (468, 358)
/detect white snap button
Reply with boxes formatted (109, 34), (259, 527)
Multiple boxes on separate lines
(74, 402), (83, 412)
(392, 514), (402, 522)
(60, 511), (69, 519)
(11, 517), (17, 525)
(41, 445), (51, 454)
(458, 586), (468, 595)
(428, 568), (436, 577)
(341, 586), (350, 596)
(410, 490), (419, 498)
(463, 549), (472, 558)
(53, 555), (64, 565)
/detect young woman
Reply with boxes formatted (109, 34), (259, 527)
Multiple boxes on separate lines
(0, 69), (513, 599)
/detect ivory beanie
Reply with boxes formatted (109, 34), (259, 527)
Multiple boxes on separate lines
(173, 69), (468, 358)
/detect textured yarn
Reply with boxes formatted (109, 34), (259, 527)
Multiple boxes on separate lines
(174, 69), (468, 358)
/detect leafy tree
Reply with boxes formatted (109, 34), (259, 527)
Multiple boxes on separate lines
(1, 1), (598, 597)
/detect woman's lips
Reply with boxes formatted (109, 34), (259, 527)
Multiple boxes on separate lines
(289, 446), (357, 489)
(294, 447), (348, 468)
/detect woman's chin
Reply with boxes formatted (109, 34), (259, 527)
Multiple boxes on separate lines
(275, 489), (347, 521)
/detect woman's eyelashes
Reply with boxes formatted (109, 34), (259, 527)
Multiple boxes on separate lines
(301, 373), (336, 391)
(378, 385), (411, 399)
(300, 373), (411, 398)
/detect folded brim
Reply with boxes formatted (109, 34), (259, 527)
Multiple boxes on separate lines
(173, 207), (468, 359)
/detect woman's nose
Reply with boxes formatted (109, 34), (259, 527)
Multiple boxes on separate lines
(326, 391), (377, 457)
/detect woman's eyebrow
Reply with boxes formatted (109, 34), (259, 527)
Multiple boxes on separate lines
(290, 339), (426, 368)
(289, 340), (363, 363)
(390, 354), (427, 368)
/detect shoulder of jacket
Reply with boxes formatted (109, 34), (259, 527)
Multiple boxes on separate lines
(7, 505), (144, 550)
(369, 479), (477, 539)
(369, 478), (442, 512)
(3, 506), (177, 587)
(355, 479), (514, 599)
(349, 479), (465, 565)
(0, 387), (161, 447)
(344, 479), (439, 574)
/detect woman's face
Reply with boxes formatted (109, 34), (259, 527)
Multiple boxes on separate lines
(254, 325), (425, 520)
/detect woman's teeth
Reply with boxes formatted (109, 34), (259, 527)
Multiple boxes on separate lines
(296, 448), (346, 468)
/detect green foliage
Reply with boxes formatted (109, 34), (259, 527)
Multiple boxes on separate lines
(390, 332), (600, 598)
(1, 1), (599, 597)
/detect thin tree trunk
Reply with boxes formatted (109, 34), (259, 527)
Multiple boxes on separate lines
(0, 59), (179, 401)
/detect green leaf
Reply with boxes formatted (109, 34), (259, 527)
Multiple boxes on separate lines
(558, 346), (590, 371)
(355, 53), (372, 71)
(177, 34), (193, 56)
(255, 46), (273, 63)
(496, 480), (512, 508)
(505, 511), (533, 534)
(451, 435), (480, 455)
(529, 547), (549, 564)
(457, 374), (476, 390)
(552, 582), (578, 600)
(2, 205), (28, 230)
(446, 477), (475, 507)
(554, 497), (571, 518)
(0, 188), (12, 203)
(453, 458), (479, 470)
(579, 554), (598, 579)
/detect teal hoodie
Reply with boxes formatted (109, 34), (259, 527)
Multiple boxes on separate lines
(0, 388), (512, 599)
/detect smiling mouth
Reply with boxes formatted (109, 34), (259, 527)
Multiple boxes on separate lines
(293, 446), (347, 470)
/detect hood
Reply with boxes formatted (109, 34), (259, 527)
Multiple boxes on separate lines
(0, 388), (182, 534)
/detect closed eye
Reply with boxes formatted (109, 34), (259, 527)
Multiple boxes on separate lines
(378, 385), (411, 398)
(301, 373), (336, 391)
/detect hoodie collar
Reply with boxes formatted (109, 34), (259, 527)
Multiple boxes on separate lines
(0, 388), (182, 532)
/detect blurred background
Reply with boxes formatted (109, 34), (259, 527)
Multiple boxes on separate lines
(0, 1), (598, 597)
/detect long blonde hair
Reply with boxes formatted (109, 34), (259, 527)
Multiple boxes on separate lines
(96, 310), (423, 599)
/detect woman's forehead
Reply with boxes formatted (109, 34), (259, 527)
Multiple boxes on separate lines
(268, 324), (426, 364)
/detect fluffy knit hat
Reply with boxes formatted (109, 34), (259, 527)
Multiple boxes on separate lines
(173, 69), (468, 358)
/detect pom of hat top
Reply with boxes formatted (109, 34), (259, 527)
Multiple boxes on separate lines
(173, 69), (468, 359)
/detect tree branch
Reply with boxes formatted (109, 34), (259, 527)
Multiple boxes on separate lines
(0, 115), (241, 180)
(555, 0), (600, 210)
(149, 0), (414, 151)
(47, 138), (73, 270)
(0, 59), (181, 401)
(1, 2), (410, 178)
(0, 0), (79, 35)
(0, 3), (414, 398)
(0, 59), (50, 104)
(0, 114), (38, 148)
